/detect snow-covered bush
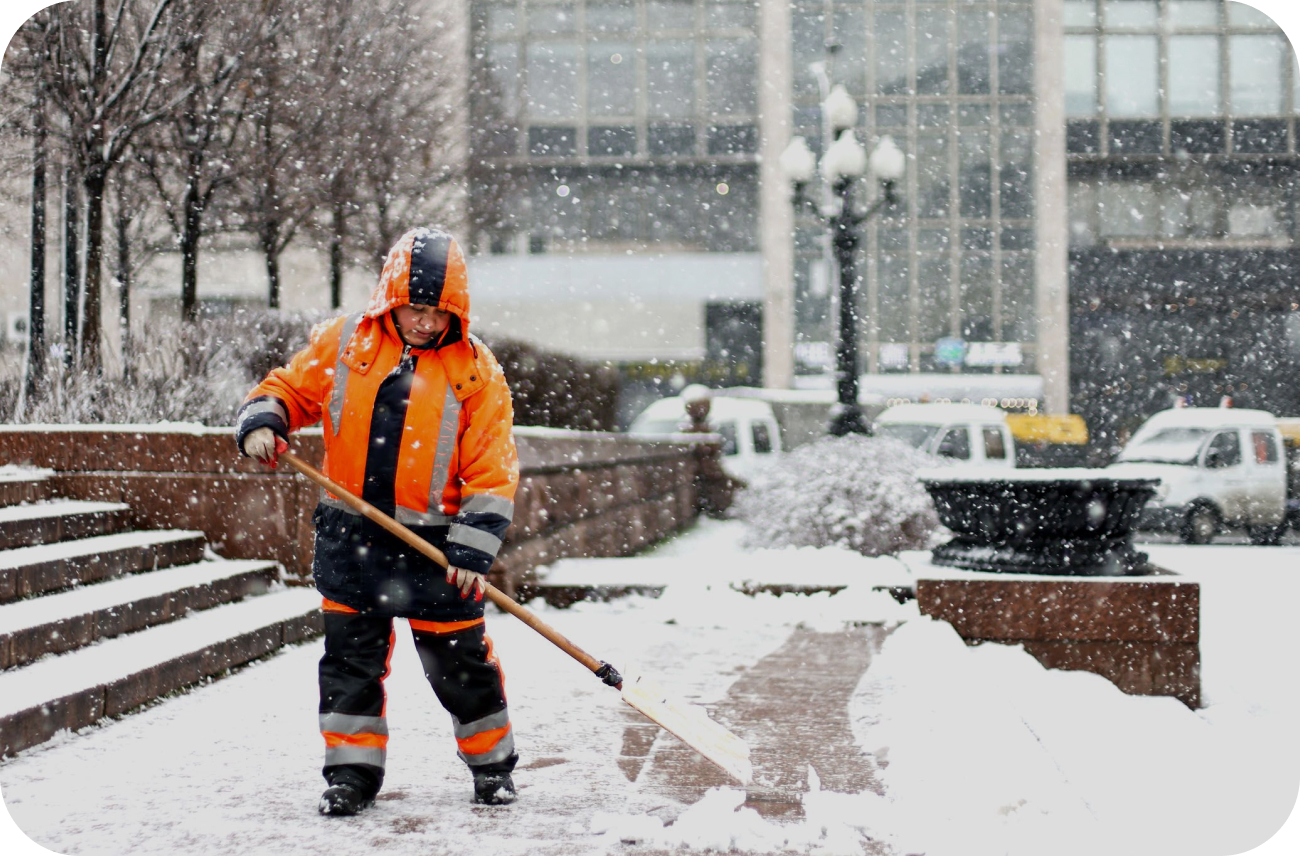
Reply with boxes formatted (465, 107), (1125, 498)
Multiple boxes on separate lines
(735, 434), (945, 557)
(7, 308), (327, 426)
(1, 310), (622, 430)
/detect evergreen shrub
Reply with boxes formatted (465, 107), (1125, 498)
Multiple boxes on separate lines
(735, 434), (946, 557)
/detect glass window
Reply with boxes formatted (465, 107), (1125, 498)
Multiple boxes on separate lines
(528, 3), (577, 34)
(834, 7), (868, 98)
(526, 42), (580, 118)
(647, 0), (692, 31)
(1064, 0), (1098, 29)
(485, 42), (521, 116)
(875, 10), (908, 96)
(588, 125), (637, 156)
(959, 131), (992, 219)
(878, 252), (911, 342)
(1169, 36), (1222, 115)
(876, 104), (908, 127)
(587, 0), (636, 32)
(960, 253), (993, 341)
(1204, 431), (1242, 468)
(648, 124), (695, 155)
(918, 103), (950, 129)
(486, 6), (518, 38)
(706, 38), (758, 115)
(1166, 1), (1220, 28)
(1000, 254), (1035, 342)
(707, 1), (756, 31)
(1227, 2), (1279, 28)
(1228, 202), (1280, 237)
(917, 255), (951, 342)
(1065, 36), (1098, 117)
(937, 427), (971, 460)
(1000, 129), (1034, 220)
(1099, 182), (1159, 236)
(999, 9), (1033, 95)
(647, 41), (695, 119)
(917, 134), (950, 219)
(1105, 1), (1158, 29)
(587, 42), (636, 117)
(1230, 35), (1286, 115)
(528, 125), (578, 156)
(1253, 431), (1280, 464)
(1105, 35), (1159, 117)
(983, 427), (1007, 460)
(752, 421), (773, 454)
(957, 8), (991, 95)
(916, 7), (950, 96)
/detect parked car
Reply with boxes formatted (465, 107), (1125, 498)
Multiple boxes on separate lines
(1275, 417), (1300, 531)
(1107, 407), (1287, 544)
(873, 402), (1016, 467)
(628, 393), (783, 482)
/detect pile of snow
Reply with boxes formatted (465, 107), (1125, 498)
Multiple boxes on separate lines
(735, 435), (945, 557)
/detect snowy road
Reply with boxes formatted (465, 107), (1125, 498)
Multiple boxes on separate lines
(2, 520), (1299, 856)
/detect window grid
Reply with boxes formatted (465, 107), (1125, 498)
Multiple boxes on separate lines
(473, 0), (762, 167)
(792, 0), (1038, 375)
(1065, 0), (1300, 158)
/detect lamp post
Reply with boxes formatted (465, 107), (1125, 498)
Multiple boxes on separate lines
(781, 85), (905, 436)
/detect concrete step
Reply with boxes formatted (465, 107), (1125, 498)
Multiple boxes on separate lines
(0, 585), (323, 757)
(0, 500), (132, 551)
(0, 467), (53, 507)
(0, 529), (208, 604)
(0, 559), (280, 670)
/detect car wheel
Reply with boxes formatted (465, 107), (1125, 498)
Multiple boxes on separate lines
(1181, 504), (1219, 545)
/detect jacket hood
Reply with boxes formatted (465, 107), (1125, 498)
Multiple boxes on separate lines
(365, 227), (471, 332)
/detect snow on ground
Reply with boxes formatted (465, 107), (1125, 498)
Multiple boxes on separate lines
(2, 519), (1299, 855)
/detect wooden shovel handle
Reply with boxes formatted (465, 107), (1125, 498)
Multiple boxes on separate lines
(280, 450), (616, 683)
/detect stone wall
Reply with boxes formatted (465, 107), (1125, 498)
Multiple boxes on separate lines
(0, 425), (711, 594)
(916, 575), (1201, 708)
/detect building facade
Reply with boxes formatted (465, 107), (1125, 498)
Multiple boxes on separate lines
(1065, 0), (1300, 448)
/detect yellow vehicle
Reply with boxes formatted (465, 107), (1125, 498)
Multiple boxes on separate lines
(1006, 413), (1090, 467)
(1276, 418), (1300, 530)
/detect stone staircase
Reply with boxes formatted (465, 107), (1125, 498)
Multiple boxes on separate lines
(0, 467), (322, 757)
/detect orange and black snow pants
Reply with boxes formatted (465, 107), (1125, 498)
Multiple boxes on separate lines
(318, 600), (516, 799)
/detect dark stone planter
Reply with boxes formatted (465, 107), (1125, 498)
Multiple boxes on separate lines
(919, 469), (1159, 576)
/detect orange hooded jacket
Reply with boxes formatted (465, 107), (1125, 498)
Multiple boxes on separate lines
(236, 228), (518, 577)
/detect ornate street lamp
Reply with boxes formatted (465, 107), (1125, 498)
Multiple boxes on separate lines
(782, 86), (905, 436)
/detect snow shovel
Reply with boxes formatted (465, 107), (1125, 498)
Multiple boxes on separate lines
(279, 449), (752, 785)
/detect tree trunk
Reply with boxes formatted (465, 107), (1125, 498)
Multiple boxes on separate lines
(25, 78), (47, 403)
(62, 167), (79, 370)
(178, 22), (203, 324)
(262, 223), (281, 309)
(116, 187), (131, 381)
(81, 165), (106, 374)
(78, 0), (108, 374)
(329, 198), (344, 309)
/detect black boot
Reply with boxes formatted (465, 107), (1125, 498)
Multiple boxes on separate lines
(319, 783), (374, 816)
(472, 771), (517, 805)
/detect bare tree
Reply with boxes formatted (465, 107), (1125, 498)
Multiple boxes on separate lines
(28, 0), (190, 373)
(135, 2), (274, 321)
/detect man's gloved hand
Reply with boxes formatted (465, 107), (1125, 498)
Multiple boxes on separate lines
(243, 427), (289, 467)
(446, 566), (486, 601)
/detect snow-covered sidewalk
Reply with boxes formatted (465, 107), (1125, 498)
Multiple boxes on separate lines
(2, 519), (1299, 855)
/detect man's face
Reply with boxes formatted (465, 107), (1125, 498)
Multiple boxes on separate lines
(392, 304), (452, 347)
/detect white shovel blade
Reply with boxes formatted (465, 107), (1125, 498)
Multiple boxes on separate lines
(620, 671), (753, 785)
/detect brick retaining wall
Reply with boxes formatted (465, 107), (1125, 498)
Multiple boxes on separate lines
(0, 425), (711, 594)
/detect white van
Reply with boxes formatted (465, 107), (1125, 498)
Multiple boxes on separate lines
(628, 393), (783, 482)
(873, 403), (1016, 468)
(1107, 407), (1287, 544)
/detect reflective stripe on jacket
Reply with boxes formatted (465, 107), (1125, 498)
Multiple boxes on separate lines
(236, 228), (518, 575)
